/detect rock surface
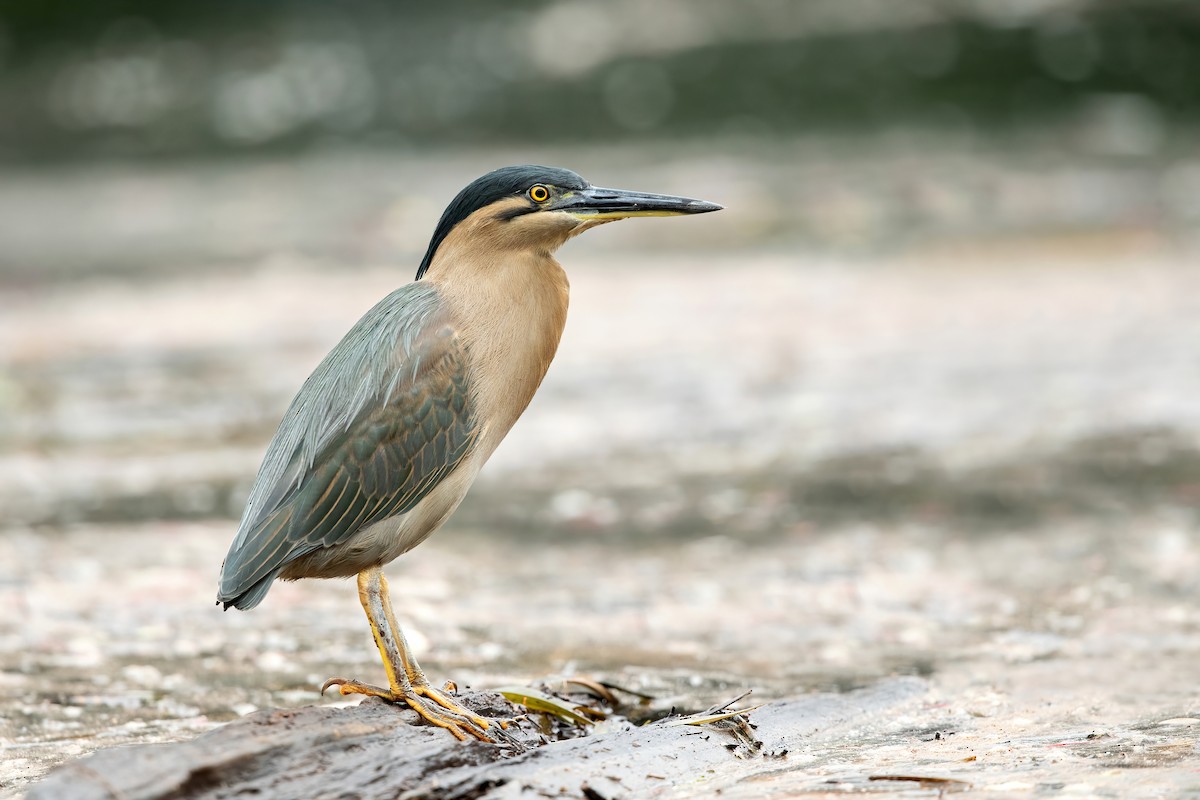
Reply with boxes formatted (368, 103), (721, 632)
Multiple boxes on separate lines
(28, 680), (931, 800)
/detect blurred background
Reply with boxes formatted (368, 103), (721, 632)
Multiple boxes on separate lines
(2, 0), (1199, 794)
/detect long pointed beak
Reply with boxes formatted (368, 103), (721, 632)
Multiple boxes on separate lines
(552, 185), (723, 220)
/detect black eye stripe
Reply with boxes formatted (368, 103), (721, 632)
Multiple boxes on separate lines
(416, 166), (589, 279)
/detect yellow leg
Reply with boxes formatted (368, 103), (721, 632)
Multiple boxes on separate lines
(321, 567), (499, 743)
(373, 569), (509, 731)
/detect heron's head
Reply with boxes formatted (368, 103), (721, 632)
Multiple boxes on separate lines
(415, 165), (721, 280)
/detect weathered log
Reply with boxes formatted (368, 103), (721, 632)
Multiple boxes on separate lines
(28, 678), (929, 800)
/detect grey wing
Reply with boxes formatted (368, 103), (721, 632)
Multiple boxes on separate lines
(217, 284), (476, 609)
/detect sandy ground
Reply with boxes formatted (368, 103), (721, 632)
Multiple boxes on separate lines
(2, 146), (1200, 796)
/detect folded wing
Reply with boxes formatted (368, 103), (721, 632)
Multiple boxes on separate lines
(217, 283), (475, 609)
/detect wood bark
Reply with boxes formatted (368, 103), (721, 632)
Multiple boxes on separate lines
(28, 678), (929, 800)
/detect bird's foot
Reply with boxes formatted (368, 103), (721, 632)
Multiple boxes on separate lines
(411, 678), (513, 731)
(321, 677), (499, 744)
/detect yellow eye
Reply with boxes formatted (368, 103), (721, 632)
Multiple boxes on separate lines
(528, 184), (550, 203)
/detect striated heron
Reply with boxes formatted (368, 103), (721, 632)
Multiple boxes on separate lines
(217, 165), (721, 742)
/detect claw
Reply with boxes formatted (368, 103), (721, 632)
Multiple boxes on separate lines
(321, 677), (393, 699)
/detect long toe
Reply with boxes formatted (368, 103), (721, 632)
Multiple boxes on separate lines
(321, 677), (397, 700)
(402, 690), (496, 743)
(414, 684), (501, 732)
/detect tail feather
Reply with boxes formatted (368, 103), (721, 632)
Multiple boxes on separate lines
(217, 504), (300, 610)
(219, 568), (280, 611)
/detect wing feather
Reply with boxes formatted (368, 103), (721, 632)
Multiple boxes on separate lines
(217, 283), (476, 609)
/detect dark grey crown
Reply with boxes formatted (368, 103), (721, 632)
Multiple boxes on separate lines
(415, 165), (588, 280)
